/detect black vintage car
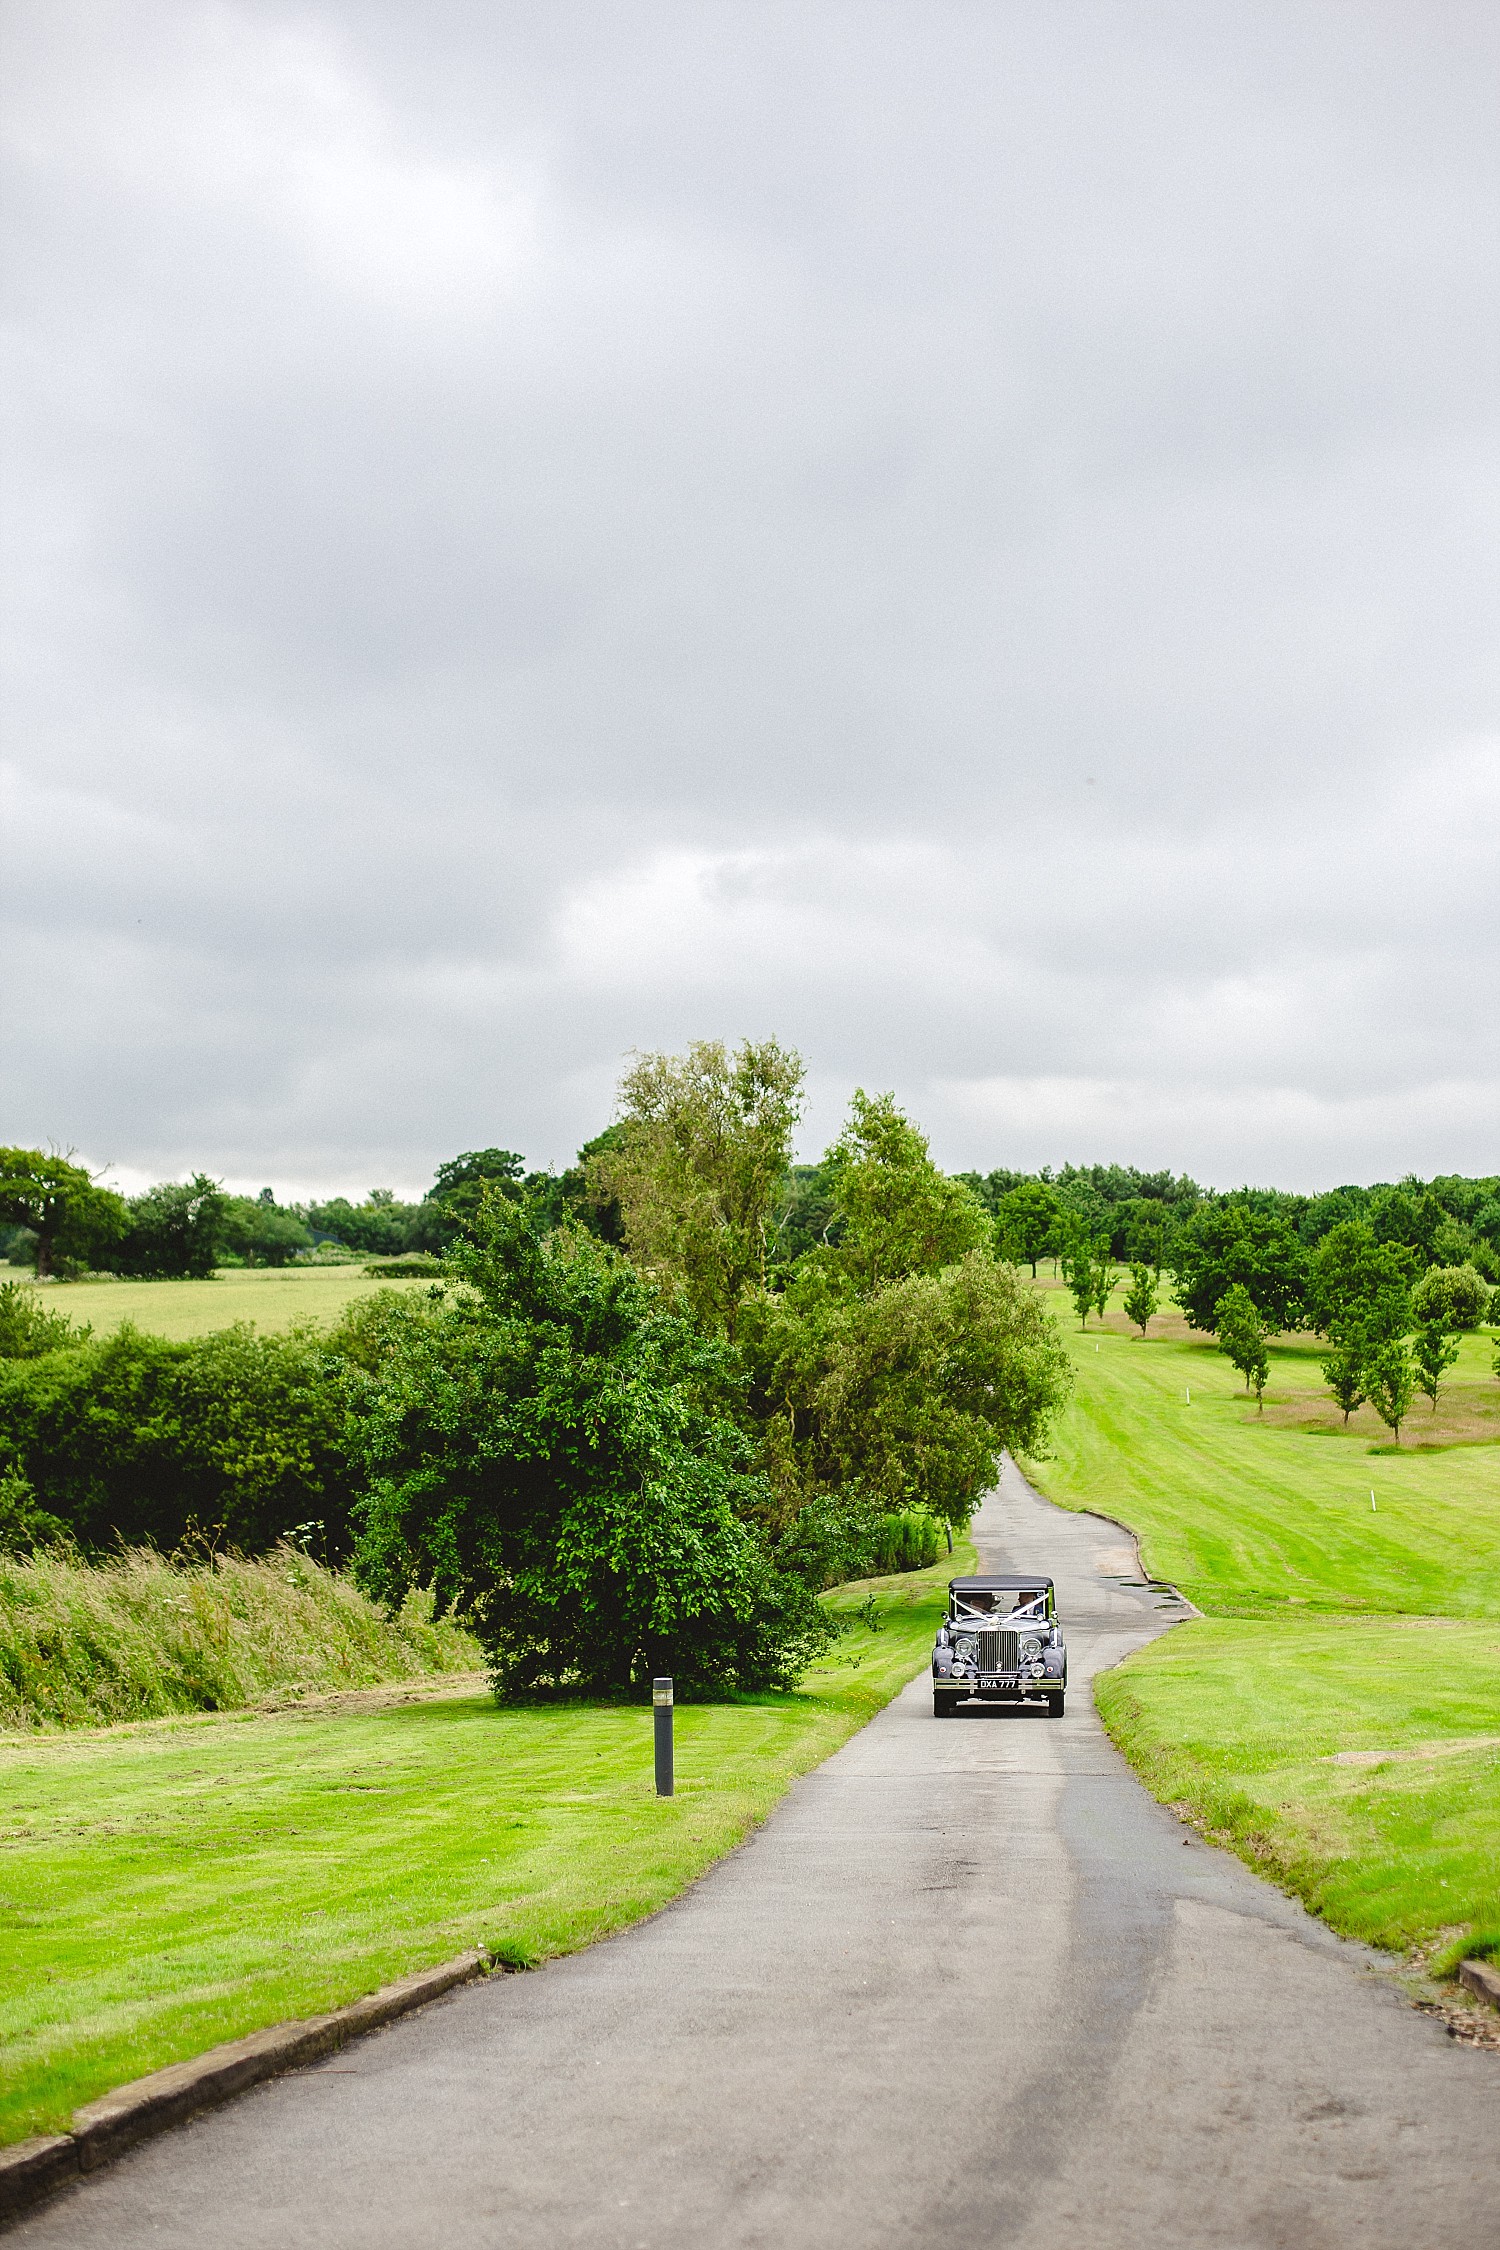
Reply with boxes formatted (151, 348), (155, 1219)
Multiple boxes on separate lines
(931, 1575), (1067, 1718)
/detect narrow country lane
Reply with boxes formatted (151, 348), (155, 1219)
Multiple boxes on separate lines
(18, 1459), (1498, 2249)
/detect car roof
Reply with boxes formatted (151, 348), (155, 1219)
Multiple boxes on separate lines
(948, 1575), (1054, 1590)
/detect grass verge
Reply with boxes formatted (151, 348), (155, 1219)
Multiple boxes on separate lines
(0, 1545), (969, 2146)
(1094, 1616), (1500, 1968)
(1022, 1279), (1500, 1979)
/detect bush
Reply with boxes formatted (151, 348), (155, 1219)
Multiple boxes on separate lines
(868, 1507), (944, 1575)
(1411, 1263), (1491, 1332)
(0, 1466), (70, 1555)
(363, 1254), (446, 1278)
(0, 1324), (360, 1558)
(0, 1281), (88, 1360)
(0, 1544), (479, 1729)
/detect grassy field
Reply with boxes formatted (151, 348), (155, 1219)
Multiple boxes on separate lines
(0, 1548), (969, 2146)
(1028, 1281), (1500, 1618)
(11, 1265), (425, 1341)
(1023, 1278), (1500, 1977)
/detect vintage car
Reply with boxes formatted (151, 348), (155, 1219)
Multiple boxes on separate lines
(931, 1574), (1067, 1717)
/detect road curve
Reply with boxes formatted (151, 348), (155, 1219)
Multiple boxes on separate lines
(18, 1458), (1497, 2248)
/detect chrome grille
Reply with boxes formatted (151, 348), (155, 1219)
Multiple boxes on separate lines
(978, 1627), (1018, 1678)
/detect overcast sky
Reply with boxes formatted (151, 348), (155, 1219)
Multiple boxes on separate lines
(3, 1), (1497, 1199)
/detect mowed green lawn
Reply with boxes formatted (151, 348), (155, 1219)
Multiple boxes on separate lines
(0, 1552), (968, 2147)
(1023, 1280), (1500, 1973)
(16, 1265), (425, 1341)
(1028, 1281), (1500, 1618)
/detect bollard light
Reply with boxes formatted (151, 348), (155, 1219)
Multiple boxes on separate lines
(653, 1676), (674, 1797)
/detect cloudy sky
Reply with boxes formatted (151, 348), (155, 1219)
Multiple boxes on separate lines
(3, 1), (1497, 1198)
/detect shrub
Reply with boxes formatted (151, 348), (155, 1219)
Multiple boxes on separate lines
(363, 1254), (446, 1278)
(0, 1324), (360, 1558)
(0, 1281), (88, 1360)
(1411, 1263), (1491, 1332)
(0, 1466), (70, 1555)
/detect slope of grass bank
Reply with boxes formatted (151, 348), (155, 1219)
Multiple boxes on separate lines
(0, 1547), (968, 2146)
(10, 1265), (423, 1341)
(1026, 1283), (1500, 1618)
(1023, 1280), (1500, 1974)
(0, 1548), (482, 1730)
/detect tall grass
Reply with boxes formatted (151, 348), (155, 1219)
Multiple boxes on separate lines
(868, 1507), (944, 1574)
(0, 1546), (481, 1730)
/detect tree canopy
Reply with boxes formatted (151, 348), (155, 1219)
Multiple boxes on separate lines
(1169, 1201), (1309, 1334)
(348, 1198), (832, 1695)
(588, 1039), (804, 1335)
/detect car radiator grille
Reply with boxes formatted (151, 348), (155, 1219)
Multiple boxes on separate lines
(978, 1628), (1019, 1677)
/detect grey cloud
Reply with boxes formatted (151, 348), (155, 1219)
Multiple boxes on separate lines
(2, 0), (1497, 1193)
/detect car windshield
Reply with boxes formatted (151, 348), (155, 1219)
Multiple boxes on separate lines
(951, 1589), (1048, 1620)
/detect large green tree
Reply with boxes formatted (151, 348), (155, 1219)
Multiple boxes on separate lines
(416, 1151), (527, 1249)
(1410, 1263), (1490, 1332)
(1307, 1221), (1415, 1335)
(218, 1190), (313, 1267)
(1169, 1201), (1308, 1335)
(348, 1200), (831, 1696)
(589, 1039), (805, 1335)
(993, 1180), (1059, 1277)
(820, 1091), (989, 1292)
(740, 1250), (1071, 1529)
(0, 1149), (126, 1278)
(116, 1175), (227, 1279)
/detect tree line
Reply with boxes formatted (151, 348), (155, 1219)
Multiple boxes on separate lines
(0, 1146), (614, 1279)
(961, 1162), (1500, 1285)
(968, 1164), (1498, 1442)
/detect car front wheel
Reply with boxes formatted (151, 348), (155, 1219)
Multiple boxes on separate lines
(933, 1692), (961, 1718)
(1046, 1692), (1065, 1717)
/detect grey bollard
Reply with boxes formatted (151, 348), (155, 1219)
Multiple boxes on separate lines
(653, 1676), (674, 1797)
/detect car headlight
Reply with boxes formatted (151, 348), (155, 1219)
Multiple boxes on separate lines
(954, 1634), (977, 1660)
(1019, 1635), (1042, 1658)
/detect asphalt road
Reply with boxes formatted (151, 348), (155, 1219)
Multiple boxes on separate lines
(19, 1459), (1498, 2248)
